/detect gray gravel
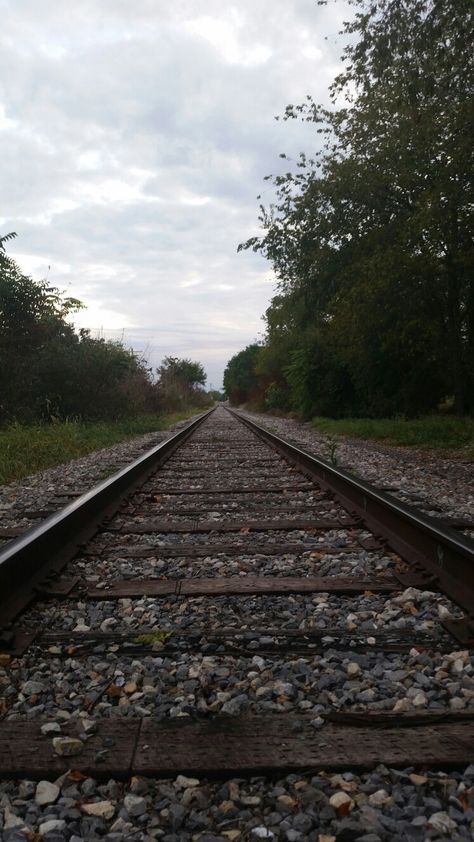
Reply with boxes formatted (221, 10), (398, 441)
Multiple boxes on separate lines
(0, 414), (203, 537)
(21, 588), (463, 635)
(1, 406), (473, 841)
(240, 410), (474, 524)
(1, 765), (473, 840)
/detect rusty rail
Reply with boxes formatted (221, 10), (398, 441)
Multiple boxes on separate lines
(0, 408), (215, 629)
(227, 408), (474, 619)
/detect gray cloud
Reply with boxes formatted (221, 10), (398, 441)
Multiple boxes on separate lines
(1, 0), (348, 387)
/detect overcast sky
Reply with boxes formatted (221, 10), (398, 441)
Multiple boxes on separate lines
(1, 0), (348, 388)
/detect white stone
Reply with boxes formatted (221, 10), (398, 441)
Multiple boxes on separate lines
(393, 699), (411, 713)
(40, 722), (61, 735)
(21, 680), (45, 695)
(329, 791), (354, 812)
(124, 793), (147, 817)
(80, 718), (98, 734)
(52, 736), (84, 756)
(428, 811), (456, 833)
(251, 655), (266, 670)
(368, 789), (391, 806)
(347, 662), (361, 676)
(35, 780), (60, 806)
(175, 774), (200, 788)
(110, 817), (133, 833)
(4, 806), (25, 830)
(39, 819), (67, 835)
(100, 617), (118, 631)
(81, 800), (116, 819)
(393, 587), (420, 603)
(251, 829), (274, 839)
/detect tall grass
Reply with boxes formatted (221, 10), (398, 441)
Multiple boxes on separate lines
(311, 415), (474, 457)
(0, 410), (204, 485)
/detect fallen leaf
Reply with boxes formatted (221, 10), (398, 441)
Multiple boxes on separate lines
(67, 770), (87, 782)
(409, 773), (427, 786)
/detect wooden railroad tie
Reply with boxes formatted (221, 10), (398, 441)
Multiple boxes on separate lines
(0, 714), (473, 780)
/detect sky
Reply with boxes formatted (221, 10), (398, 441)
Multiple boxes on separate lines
(0, 0), (348, 389)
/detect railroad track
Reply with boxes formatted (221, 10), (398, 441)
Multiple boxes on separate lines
(0, 405), (474, 839)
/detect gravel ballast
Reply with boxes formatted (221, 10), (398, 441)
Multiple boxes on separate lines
(240, 410), (474, 524)
(1, 407), (473, 841)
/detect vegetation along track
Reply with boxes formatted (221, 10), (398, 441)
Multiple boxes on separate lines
(1, 406), (474, 838)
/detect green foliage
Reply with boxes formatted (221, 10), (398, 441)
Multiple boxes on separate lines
(0, 409), (201, 485)
(133, 631), (172, 646)
(264, 382), (289, 411)
(156, 356), (210, 411)
(0, 237), (210, 425)
(322, 434), (339, 467)
(157, 356), (206, 389)
(239, 0), (474, 418)
(223, 344), (262, 405)
(208, 389), (225, 402)
(312, 415), (474, 458)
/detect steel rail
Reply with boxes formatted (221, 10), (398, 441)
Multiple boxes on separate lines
(227, 408), (474, 618)
(0, 408), (215, 630)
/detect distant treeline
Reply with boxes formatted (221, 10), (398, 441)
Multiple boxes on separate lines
(0, 235), (212, 425)
(226, 0), (473, 418)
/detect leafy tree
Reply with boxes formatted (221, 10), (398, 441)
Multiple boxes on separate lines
(156, 356), (209, 410)
(240, 0), (474, 416)
(157, 356), (206, 389)
(208, 389), (225, 402)
(0, 243), (82, 422)
(223, 344), (262, 405)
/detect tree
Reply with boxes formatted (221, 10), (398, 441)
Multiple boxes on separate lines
(0, 235), (159, 423)
(156, 356), (209, 410)
(240, 0), (474, 416)
(223, 344), (262, 405)
(157, 356), (206, 389)
(0, 242), (82, 422)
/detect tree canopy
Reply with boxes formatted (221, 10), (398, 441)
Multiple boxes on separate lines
(156, 355), (209, 411)
(237, 0), (473, 417)
(223, 344), (262, 404)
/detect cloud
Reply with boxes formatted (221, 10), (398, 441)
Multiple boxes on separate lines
(0, 0), (348, 387)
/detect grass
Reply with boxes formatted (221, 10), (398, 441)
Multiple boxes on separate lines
(0, 409), (205, 485)
(311, 414), (474, 458)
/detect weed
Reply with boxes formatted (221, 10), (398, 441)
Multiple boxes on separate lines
(133, 631), (172, 646)
(323, 434), (339, 466)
